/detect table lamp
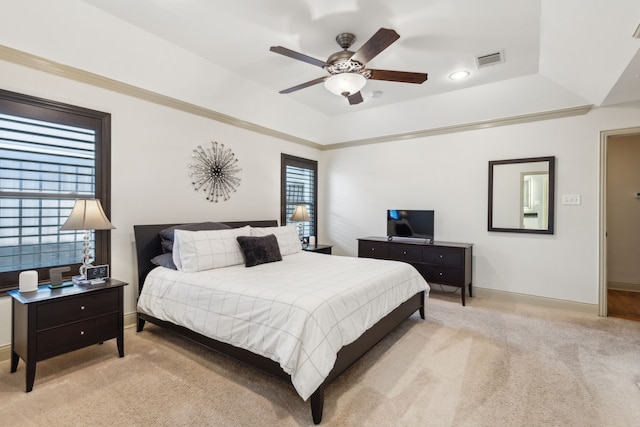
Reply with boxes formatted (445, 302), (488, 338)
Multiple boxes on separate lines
(289, 204), (310, 244)
(60, 199), (115, 277)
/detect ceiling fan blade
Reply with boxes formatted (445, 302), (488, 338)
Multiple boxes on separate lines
(350, 28), (400, 65)
(369, 69), (428, 84)
(269, 46), (327, 68)
(347, 91), (364, 105)
(279, 76), (327, 94)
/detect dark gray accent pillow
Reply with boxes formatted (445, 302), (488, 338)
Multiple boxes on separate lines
(151, 253), (177, 270)
(159, 222), (232, 253)
(236, 234), (282, 267)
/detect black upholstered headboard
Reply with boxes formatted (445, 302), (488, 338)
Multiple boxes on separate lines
(133, 220), (278, 294)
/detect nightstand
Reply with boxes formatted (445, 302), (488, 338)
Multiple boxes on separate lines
(9, 278), (128, 392)
(303, 244), (333, 255)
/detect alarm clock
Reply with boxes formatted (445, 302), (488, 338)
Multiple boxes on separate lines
(85, 264), (109, 284)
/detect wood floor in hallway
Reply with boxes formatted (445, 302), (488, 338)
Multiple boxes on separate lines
(607, 289), (640, 321)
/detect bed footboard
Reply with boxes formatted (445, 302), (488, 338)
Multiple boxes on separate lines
(309, 290), (424, 423)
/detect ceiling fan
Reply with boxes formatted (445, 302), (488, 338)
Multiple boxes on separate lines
(269, 28), (428, 105)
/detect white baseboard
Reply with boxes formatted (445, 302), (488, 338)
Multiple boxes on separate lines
(608, 282), (640, 292)
(0, 344), (10, 363)
(473, 287), (599, 315)
(1, 312), (139, 362)
(124, 311), (138, 329)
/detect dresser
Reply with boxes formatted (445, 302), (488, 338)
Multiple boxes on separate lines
(9, 279), (127, 392)
(358, 237), (473, 305)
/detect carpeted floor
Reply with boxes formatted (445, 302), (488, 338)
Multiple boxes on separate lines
(2, 294), (640, 426)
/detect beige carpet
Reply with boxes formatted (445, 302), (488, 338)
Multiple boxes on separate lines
(2, 294), (640, 427)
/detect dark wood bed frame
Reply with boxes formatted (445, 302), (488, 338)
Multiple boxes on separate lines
(133, 220), (425, 424)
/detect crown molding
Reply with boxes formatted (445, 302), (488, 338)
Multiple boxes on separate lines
(1, 44), (592, 152)
(0, 44), (320, 149)
(321, 105), (593, 150)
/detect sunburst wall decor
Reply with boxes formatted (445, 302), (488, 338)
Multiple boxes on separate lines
(188, 141), (241, 202)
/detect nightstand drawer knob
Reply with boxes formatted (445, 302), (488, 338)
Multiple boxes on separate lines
(439, 272), (443, 276)
(371, 248), (375, 251)
(403, 251), (407, 255)
(80, 306), (85, 310)
(80, 330), (85, 335)
(439, 254), (443, 258)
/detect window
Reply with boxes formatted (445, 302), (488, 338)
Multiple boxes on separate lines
(281, 154), (317, 238)
(0, 89), (111, 291)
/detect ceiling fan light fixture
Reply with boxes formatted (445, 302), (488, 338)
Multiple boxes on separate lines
(324, 73), (367, 97)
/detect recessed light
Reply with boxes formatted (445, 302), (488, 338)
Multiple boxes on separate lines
(449, 71), (470, 80)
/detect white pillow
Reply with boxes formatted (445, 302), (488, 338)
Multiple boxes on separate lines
(172, 226), (250, 272)
(251, 225), (301, 256)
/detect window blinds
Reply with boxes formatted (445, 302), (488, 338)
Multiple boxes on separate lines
(0, 113), (96, 272)
(285, 164), (315, 238)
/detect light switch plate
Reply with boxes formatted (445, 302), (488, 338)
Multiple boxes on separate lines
(561, 194), (581, 205)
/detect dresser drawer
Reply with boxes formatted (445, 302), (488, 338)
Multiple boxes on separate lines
(422, 247), (463, 267)
(356, 237), (472, 306)
(389, 244), (422, 263)
(419, 265), (464, 286)
(37, 313), (119, 357)
(37, 289), (119, 329)
(358, 240), (389, 259)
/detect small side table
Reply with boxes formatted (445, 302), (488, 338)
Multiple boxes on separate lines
(9, 278), (128, 392)
(303, 244), (333, 255)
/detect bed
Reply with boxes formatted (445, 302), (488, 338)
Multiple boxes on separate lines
(134, 220), (428, 424)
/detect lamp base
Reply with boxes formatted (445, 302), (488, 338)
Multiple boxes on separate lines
(79, 229), (94, 277)
(296, 222), (305, 247)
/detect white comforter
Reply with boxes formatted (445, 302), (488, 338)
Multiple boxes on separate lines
(137, 251), (429, 400)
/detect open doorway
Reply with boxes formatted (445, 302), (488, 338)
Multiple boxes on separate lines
(599, 128), (640, 320)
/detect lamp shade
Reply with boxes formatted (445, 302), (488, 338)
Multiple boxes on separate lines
(61, 199), (115, 231)
(289, 205), (310, 222)
(324, 73), (367, 97)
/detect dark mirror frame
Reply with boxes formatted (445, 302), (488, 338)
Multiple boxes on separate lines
(488, 156), (555, 234)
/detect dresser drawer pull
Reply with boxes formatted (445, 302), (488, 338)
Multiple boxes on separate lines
(439, 272), (443, 276)
(371, 248), (375, 251)
(403, 251), (407, 255)
(80, 331), (85, 335)
(439, 254), (444, 258)
(80, 305), (85, 310)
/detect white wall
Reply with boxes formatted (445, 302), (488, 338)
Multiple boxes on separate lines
(320, 103), (640, 305)
(0, 59), (320, 347)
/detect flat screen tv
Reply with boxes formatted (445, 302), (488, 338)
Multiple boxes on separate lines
(387, 209), (434, 241)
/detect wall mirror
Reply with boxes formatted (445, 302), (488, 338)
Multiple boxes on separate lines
(488, 156), (555, 234)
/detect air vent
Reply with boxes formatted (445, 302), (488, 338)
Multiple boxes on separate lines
(475, 50), (504, 68)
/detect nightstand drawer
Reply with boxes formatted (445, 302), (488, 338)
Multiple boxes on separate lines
(422, 247), (463, 266)
(389, 244), (422, 262)
(37, 288), (119, 329)
(358, 241), (389, 259)
(420, 265), (464, 286)
(37, 313), (119, 357)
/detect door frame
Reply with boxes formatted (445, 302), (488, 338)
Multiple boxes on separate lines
(599, 126), (640, 316)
